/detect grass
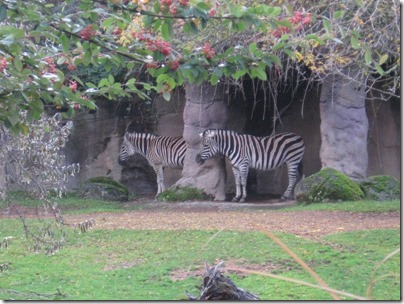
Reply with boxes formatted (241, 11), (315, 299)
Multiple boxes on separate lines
(0, 218), (400, 300)
(0, 193), (400, 300)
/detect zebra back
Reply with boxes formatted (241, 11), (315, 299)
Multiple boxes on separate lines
(202, 129), (304, 171)
(124, 132), (186, 169)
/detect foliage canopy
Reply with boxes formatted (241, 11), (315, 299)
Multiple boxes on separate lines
(0, 0), (400, 134)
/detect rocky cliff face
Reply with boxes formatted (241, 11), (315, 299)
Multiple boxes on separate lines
(60, 82), (399, 198)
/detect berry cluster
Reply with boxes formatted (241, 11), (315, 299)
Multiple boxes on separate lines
(69, 80), (77, 93)
(201, 43), (215, 60)
(0, 57), (7, 73)
(80, 25), (96, 41)
(133, 30), (172, 57)
(159, 0), (189, 15)
(272, 11), (312, 38)
(44, 57), (56, 73)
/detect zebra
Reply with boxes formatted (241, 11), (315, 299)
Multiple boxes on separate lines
(118, 131), (186, 195)
(195, 129), (305, 202)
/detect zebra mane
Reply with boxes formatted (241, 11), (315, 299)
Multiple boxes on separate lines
(202, 129), (238, 138)
(125, 131), (157, 141)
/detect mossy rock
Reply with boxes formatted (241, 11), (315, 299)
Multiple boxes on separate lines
(359, 175), (400, 201)
(295, 168), (364, 203)
(156, 186), (211, 202)
(78, 176), (129, 202)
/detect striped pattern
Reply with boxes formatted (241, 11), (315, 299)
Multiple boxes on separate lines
(196, 129), (304, 202)
(119, 132), (186, 194)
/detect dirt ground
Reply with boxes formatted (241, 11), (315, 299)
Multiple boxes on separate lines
(2, 196), (398, 240)
(0, 197), (400, 239)
(1, 197), (400, 282)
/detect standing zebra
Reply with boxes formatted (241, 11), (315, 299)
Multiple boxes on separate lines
(118, 131), (186, 195)
(196, 129), (305, 202)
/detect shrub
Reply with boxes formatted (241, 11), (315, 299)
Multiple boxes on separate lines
(359, 175), (400, 201)
(156, 186), (211, 202)
(295, 168), (364, 203)
(78, 176), (129, 202)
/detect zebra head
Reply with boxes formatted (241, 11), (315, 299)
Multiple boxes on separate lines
(118, 133), (135, 166)
(195, 129), (219, 165)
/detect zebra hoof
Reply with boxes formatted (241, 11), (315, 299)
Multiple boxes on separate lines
(239, 198), (245, 203)
(279, 196), (289, 202)
(232, 197), (240, 202)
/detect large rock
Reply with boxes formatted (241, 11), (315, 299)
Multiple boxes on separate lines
(319, 72), (368, 180)
(78, 176), (129, 202)
(295, 168), (365, 203)
(174, 82), (229, 201)
(359, 175), (400, 201)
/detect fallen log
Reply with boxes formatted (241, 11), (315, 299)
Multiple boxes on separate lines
(188, 261), (260, 300)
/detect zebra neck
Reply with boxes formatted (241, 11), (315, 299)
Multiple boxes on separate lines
(127, 133), (155, 156)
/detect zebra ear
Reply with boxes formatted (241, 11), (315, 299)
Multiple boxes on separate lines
(199, 132), (204, 138)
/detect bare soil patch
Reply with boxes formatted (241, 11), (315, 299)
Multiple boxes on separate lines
(1, 197), (400, 240)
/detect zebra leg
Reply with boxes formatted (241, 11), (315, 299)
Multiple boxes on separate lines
(154, 165), (165, 196)
(280, 163), (298, 201)
(239, 166), (249, 203)
(231, 167), (242, 202)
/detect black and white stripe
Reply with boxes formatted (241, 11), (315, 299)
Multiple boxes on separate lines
(196, 129), (304, 202)
(118, 131), (186, 194)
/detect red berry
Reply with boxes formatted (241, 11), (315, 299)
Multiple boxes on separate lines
(69, 81), (78, 92)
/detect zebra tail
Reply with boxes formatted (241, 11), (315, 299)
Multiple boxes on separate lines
(297, 159), (304, 182)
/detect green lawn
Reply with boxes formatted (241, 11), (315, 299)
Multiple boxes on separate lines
(0, 195), (400, 300)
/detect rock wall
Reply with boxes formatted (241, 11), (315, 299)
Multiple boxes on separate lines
(366, 98), (400, 178)
(319, 74), (369, 180)
(174, 82), (229, 201)
(59, 82), (399, 198)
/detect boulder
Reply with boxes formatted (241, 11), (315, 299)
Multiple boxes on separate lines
(78, 176), (129, 202)
(359, 175), (400, 201)
(295, 168), (364, 203)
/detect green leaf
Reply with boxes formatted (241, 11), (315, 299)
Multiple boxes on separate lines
(98, 78), (110, 88)
(249, 43), (257, 54)
(375, 64), (385, 76)
(7, 110), (20, 126)
(322, 18), (332, 34)
(249, 66), (267, 81)
(13, 56), (22, 72)
(305, 34), (325, 45)
(350, 35), (359, 49)
(273, 42), (286, 51)
(379, 54), (389, 65)
(0, 4), (7, 22)
(268, 54), (281, 66)
(60, 34), (71, 53)
(232, 69), (247, 79)
(229, 4), (244, 18)
(108, 74), (115, 84)
(0, 34), (14, 46)
(365, 49), (372, 65)
(161, 22), (173, 40)
(333, 10), (345, 19)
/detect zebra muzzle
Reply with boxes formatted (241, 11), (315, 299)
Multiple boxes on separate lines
(195, 154), (205, 165)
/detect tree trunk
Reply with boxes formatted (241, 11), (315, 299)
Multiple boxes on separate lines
(319, 73), (369, 180)
(174, 82), (228, 201)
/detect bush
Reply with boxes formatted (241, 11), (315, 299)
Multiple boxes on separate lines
(359, 175), (400, 201)
(78, 176), (129, 202)
(295, 168), (365, 203)
(156, 186), (211, 202)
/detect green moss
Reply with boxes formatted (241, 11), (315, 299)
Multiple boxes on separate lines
(295, 168), (364, 203)
(85, 177), (129, 196)
(79, 177), (129, 202)
(359, 175), (400, 201)
(156, 186), (211, 202)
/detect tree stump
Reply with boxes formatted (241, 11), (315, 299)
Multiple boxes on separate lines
(188, 262), (260, 301)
